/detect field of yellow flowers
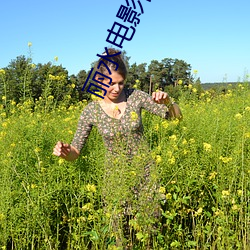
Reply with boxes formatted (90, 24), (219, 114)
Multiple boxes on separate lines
(0, 83), (249, 249)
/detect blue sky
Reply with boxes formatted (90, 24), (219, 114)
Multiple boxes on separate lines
(1, 0), (250, 83)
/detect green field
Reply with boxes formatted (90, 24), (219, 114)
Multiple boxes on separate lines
(0, 83), (249, 249)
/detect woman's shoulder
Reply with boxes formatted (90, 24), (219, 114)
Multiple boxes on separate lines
(125, 88), (149, 101)
(80, 100), (100, 115)
(125, 88), (149, 100)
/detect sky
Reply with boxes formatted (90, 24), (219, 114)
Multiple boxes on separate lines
(1, 0), (250, 83)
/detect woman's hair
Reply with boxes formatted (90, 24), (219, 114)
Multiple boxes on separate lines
(95, 48), (128, 80)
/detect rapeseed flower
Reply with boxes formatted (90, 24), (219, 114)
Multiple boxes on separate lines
(169, 134), (177, 141)
(208, 171), (217, 180)
(168, 156), (175, 165)
(237, 190), (243, 196)
(203, 142), (212, 152)
(155, 155), (162, 164)
(2, 96), (6, 100)
(165, 193), (172, 199)
(222, 190), (230, 197)
(232, 204), (239, 211)
(219, 156), (232, 163)
(194, 207), (203, 216)
(193, 69), (198, 74)
(54, 56), (58, 62)
(130, 111), (138, 121)
(0, 69), (5, 75)
(161, 120), (168, 128)
(86, 184), (97, 193)
(192, 88), (197, 93)
(158, 186), (166, 194)
(178, 79), (183, 85)
(28, 42), (32, 47)
(234, 113), (242, 120)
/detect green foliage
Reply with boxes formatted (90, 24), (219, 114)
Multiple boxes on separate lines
(0, 83), (250, 249)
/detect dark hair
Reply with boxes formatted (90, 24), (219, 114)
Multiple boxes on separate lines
(95, 48), (128, 80)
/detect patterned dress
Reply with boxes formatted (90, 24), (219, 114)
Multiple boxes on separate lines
(72, 88), (171, 237)
(71, 88), (169, 156)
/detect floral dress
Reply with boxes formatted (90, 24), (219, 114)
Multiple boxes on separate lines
(71, 88), (169, 156)
(72, 88), (171, 238)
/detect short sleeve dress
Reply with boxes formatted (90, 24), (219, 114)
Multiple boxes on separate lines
(71, 88), (169, 156)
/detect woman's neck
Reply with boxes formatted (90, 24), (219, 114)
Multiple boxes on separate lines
(103, 89), (126, 104)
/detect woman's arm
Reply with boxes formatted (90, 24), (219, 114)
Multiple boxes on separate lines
(53, 103), (94, 161)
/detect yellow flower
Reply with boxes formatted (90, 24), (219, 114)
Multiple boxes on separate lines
(130, 111), (138, 121)
(133, 84), (138, 89)
(195, 207), (203, 216)
(0, 213), (5, 221)
(192, 88), (197, 93)
(165, 193), (172, 199)
(2, 122), (8, 128)
(155, 155), (162, 164)
(54, 56), (58, 62)
(31, 184), (37, 189)
(193, 69), (198, 74)
(169, 134), (177, 141)
(91, 92), (102, 101)
(168, 156), (175, 165)
(135, 79), (140, 83)
(232, 204), (239, 211)
(189, 138), (195, 144)
(208, 171), (217, 180)
(161, 120), (168, 129)
(0, 69), (6, 75)
(245, 106), (250, 112)
(245, 132), (250, 138)
(86, 184), (97, 193)
(48, 95), (54, 100)
(34, 147), (41, 153)
(11, 100), (16, 105)
(159, 186), (166, 194)
(154, 123), (159, 131)
(31, 63), (36, 69)
(178, 79), (183, 85)
(2, 96), (6, 100)
(219, 156), (232, 164)
(71, 83), (75, 89)
(81, 203), (93, 212)
(222, 190), (230, 197)
(237, 190), (243, 196)
(48, 74), (55, 80)
(234, 113), (242, 120)
(28, 42), (32, 47)
(188, 84), (193, 89)
(203, 142), (212, 152)
(182, 139), (187, 145)
(58, 158), (64, 165)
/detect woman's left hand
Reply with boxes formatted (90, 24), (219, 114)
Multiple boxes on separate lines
(152, 91), (171, 104)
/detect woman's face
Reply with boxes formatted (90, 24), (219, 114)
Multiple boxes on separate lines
(101, 70), (125, 101)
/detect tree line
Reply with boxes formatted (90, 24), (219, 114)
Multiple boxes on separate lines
(0, 53), (200, 105)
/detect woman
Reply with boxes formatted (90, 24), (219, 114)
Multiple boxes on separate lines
(53, 48), (182, 160)
(53, 48), (182, 246)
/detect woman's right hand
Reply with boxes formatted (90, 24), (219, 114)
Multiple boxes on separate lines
(53, 141), (71, 159)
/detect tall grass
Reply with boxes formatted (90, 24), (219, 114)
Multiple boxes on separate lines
(0, 83), (249, 249)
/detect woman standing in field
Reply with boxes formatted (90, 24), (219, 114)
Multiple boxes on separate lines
(53, 48), (182, 247)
